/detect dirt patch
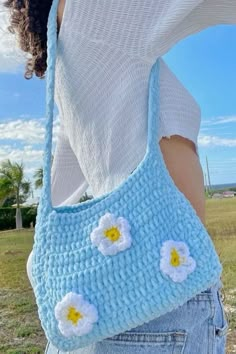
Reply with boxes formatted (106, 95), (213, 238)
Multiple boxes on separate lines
(4, 250), (24, 256)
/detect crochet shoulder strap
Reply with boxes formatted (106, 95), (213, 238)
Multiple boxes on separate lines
(40, 0), (160, 211)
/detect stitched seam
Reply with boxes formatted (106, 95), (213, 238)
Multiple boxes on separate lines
(104, 331), (187, 344)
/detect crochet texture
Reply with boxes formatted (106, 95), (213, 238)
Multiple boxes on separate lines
(31, 0), (222, 351)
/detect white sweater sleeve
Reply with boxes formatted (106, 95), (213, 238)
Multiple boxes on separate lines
(65, 0), (236, 62)
(149, 0), (236, 59)
(51, 120), (89, 206)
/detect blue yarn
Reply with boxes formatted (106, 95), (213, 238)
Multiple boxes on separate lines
(31, 0), (222, 351)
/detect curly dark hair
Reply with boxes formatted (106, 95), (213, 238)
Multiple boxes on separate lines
(3, 0), (57, 80)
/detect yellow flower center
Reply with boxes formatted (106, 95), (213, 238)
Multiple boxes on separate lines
(170, 248), (181, 267)
(104, 226), (121, 242)
(67, 306), (83, 325)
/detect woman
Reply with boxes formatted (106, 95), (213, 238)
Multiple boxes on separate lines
(4, 0), (235, 353)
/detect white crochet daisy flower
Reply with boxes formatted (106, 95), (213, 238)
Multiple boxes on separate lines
(160, 240), (196, 282)
(55, 292), (98, 338)
(90, 212), (132, 256)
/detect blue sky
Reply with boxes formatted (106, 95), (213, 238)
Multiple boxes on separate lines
(164, 25), (236, 186)
(0, 20), (236, 195)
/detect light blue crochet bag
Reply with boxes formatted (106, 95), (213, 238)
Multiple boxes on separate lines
(31, 0), (222, 351)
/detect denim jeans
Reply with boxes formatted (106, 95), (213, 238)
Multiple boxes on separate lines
(45, 278), (228, 354)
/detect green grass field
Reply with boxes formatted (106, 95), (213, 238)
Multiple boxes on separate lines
(0, 198), (236, 353)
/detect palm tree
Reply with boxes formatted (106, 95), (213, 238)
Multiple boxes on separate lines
(79, 191), (93, 203)
(34, 167), (43, 189)
(33, 154), (54, 189)
(0, 159), (31, 229)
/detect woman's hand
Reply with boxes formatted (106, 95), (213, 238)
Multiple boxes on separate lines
(159, 135), (205, 225)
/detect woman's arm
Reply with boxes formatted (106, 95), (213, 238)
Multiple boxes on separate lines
(57, 0), (65, 30)
(159, 135), (205, 225)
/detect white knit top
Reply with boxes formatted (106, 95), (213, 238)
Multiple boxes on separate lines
(27, 2), (236, 349)
(51, 0), (236, 207)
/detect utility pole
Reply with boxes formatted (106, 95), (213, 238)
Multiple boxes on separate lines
(204, 172), (208, 194)
(206, 156), (212, 194)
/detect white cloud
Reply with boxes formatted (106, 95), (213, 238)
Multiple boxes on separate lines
(0, 144), (43, 183)
(0, 115), (60, 186)
(198, 135), (236, 147)
(0, 116), (60, 144)
(13, 92), (20, 98)
(0, 5), (27, 72)
(0, 144), (43, 164)
(0, 144), (49, 189)
(215, 116), (236, 124)
(0, 119), (45, 143)
(201, 115), (236, 127)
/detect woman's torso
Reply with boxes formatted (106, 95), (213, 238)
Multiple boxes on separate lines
(28, 1), (235, 352)
(53, 0), (236, 201)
